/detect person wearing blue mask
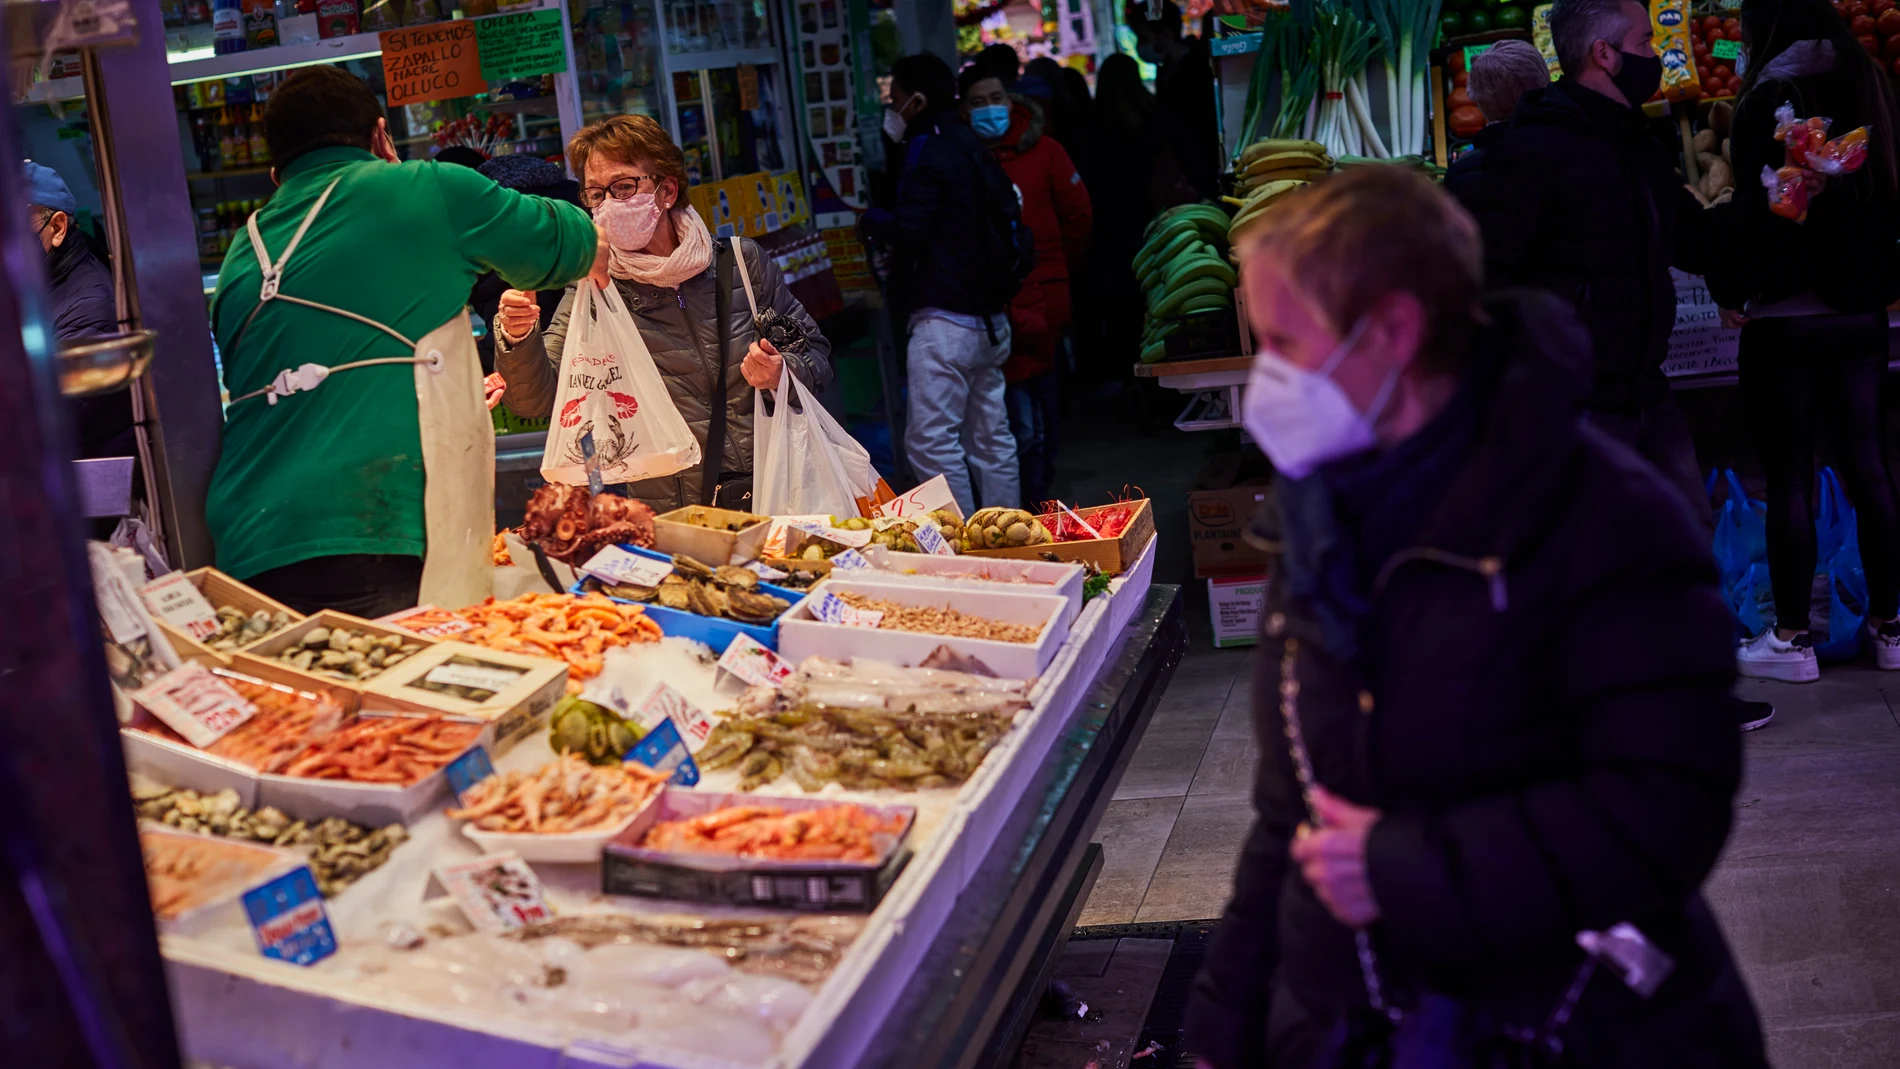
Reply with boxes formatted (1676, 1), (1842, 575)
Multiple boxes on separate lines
(1185, 166), (1768, 1069)
(959, 62), (1091, 509)
(24, 160), (131, 460)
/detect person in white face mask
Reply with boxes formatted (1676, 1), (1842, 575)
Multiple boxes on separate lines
(1186, 166), (1768, 1069)
(495, 115), (832, 514)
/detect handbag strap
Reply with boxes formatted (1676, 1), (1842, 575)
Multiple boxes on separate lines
(700, 241), (735, 507)
(730, 234), (762, 321)
(1267, 612), (1594, 1043)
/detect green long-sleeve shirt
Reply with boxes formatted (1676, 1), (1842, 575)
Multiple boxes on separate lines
(206, 147), (596, 581)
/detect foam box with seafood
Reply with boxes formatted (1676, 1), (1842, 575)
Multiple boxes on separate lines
(568, 544), (807, 654)
(120, 667), (349, 805)
(359, 641), (567, 754)
(777, 578), (1070, 680)
(122, 723), (263, 807)
(865, 550), (1086, 633)
(255, 713), (487, 826)
(601, 789), (916, 912)
(141, 823), (306, 936)
(231, 611), (441, 714)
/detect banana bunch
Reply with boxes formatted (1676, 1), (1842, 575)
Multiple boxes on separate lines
(1233, 138), (1333, 196)
(1225, 139), (1334, 241)
(1132, 202), (1237, 364)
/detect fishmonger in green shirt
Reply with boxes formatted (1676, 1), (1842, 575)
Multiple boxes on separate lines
(207, 67), (603, 617)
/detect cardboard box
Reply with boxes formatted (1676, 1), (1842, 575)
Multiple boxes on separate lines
(1209, 575), (1268, 649)
(731, 171), (780, 235)
(775, 171), (810, 228)
(601, 789), (915, 912)
(360, 641), (567, 754)
(961, 499), (1156, 577)
(1189, 483), (1272, 578)
(651, 505), (772, 565)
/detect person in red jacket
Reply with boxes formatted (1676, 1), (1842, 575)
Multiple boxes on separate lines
(960, 64), (1092, 508)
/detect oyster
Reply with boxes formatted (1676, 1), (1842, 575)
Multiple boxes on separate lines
(725, 588), (790, 625)
(672, 554), (717, 579)
(713, 565), (759, 590)
(657, 582), (691, 610)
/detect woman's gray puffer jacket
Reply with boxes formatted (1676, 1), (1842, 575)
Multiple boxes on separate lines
(496, 236), (832, 513)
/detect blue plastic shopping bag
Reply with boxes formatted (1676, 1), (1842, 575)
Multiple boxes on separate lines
(1814, 468), (1867, 662)
(1711, 469), (1768, 585)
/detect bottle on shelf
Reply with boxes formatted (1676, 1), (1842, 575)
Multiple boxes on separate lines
(248, 104), (270, 164)
(190, 110), (219, 172)
(231, 108), (252, 166)
(242, 0), (279, 48)
(217, 109), (238, 168)
(212, 0), (247, 52)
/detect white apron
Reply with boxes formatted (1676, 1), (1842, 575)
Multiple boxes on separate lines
(227, 177), (494, 609)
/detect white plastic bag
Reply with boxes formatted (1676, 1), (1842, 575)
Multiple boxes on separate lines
(541, 282), (701, 486)
(752, 363), (878, 517)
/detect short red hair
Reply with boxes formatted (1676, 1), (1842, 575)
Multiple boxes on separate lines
(566, 115), (689, 193)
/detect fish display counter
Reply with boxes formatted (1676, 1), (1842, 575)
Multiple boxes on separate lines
(117, 507), (1182, 1068)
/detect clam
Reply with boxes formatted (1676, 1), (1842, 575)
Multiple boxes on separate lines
(714, 565), (759, 590)
(301, 627), (332, 649)
(657, 583), (691, 610)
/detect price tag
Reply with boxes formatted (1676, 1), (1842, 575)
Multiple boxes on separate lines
(874, 474), (961, 521)
(580, 546), (674, 588)
(814, 592), (883, 628)
(830, 548), (872, 570)
(1463, 43), (1495, 68)
(375, 606), (475, 639)
(913, 519), (956, 556)
(90, 543), (151, 644)
(443, 745), (496, 805)
(436, 852), (553, 934)
(423, 661), (526, 695)
(134, 663), (258, 748)
(638, 682), (715, 749)
(717, 632), (796, 687)
(745, 561), (789, 581)
(243, 867), (337, 966)
(625, 717), (701, 786)
(581, 429), (604, 496)
(1712, 38), (1741, 60)
(138, 572), (220, 641)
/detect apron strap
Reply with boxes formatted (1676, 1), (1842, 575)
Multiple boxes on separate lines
(227, 173), (425, 405)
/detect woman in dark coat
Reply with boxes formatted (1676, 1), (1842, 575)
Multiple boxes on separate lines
(1184, 167), (1766, 1069)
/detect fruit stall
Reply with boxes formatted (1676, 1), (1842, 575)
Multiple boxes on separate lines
(85, 483), (1184, 1067)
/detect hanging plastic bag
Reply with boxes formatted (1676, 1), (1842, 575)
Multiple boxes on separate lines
(1727, 562), (1775, 638)
(753, 361), (879, 518)
(541, 283), (701, 487)
(1711, 469), (1768, 583)
(1814, 467), (1867, 662)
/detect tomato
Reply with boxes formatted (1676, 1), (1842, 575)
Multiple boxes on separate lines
(1848, 2), (1870, 18)
(1892, 54), (1900, 73)
(1714, 63), (1733, 77)
(1728, 75), (1746, 95)
(1887, 31), (1900, 53)
(1880, 8), (1900, 34)
(1725, 16), (1742, 33)
(1864, 32), (1884, 53)
(1448, 87), (1474, 111)
(1855, 13), (1879, 32)
(1702, 14), (1723, 31)
(1453, 69), (1469, 87)
(1877, 0), (1897, 14)
(1694, 41), (1712, 62)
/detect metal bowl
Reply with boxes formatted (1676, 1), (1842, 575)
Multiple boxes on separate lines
(57, 329), (155, 397)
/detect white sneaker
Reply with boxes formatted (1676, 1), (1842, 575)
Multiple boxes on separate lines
(1737, 630), (1819, 683)
(1869, 621), (1900, 670)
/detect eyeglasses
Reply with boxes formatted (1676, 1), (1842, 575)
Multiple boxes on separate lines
(580, 175), (661, 208)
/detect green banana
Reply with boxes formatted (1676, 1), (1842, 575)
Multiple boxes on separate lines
(1152, 277), (1234, 318)
(1177, 293), (1234, 315)
(1139, 338), (1170, 363)
(1162, 254), (1238, 291)
(1238, 138), (1328, 168)
(1136, 232), (1204, 283)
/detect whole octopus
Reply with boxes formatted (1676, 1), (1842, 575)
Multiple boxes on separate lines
(519, 484), (656, 565)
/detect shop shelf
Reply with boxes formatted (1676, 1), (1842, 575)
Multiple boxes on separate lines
(167, 33), (385, 87)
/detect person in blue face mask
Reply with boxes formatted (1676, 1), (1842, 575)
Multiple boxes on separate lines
(1186, 164), (1769, 1069)
(957, 61), (1092, 509)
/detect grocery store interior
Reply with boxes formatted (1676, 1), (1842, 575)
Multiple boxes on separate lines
(8, 0), (1900, 1065)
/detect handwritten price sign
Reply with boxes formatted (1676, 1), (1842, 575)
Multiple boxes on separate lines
(134, 663), (258, 748)
(875, 474), (961, 521)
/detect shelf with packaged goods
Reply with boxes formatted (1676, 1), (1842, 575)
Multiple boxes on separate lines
(167, 32), (387, 87)
(661, 45), (781, 72)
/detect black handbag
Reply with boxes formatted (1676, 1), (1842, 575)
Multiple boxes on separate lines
(1268, 618), (1596, 1069)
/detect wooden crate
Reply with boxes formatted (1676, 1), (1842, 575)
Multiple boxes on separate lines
(230, 611), (438, 714)
(652, 506), (772, 565)
(959, 499), (1156, 576)
(152, 567), (303, 667)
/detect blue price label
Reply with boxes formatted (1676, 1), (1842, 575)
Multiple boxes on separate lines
(444, 745), (495, 805)
(580, 429), (604, 496)
(626, 718), (700, 786)
(243, 866), (337, 967)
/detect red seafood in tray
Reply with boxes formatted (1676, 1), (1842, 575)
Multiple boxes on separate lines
(279, 716), (483, 785)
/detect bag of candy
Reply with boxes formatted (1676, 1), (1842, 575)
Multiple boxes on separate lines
(1764, 102), (1871, 221)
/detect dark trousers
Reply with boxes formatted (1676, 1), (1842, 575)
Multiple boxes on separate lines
(246, 554), (425, 619)
(1739, 312), (1900, 631)
(1586, 395), (1709, 534)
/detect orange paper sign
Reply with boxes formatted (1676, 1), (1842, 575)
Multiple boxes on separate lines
(381, 19), (482, 107)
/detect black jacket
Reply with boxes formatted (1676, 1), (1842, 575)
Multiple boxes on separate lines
(1703, 42), (1900, 312)
(48, 236), (134, 458)
(1184, 293), (1766, 1069)
(862, 108), (1016, 322)
(1453, 79), (1704, 413)
(1443, 122), (1507, 205)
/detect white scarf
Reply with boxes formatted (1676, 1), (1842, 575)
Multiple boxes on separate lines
(609, 205), (714, 288)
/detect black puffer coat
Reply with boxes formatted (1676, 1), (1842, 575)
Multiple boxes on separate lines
(1451, 79), (1704, 414)
(1184, 293), (1766, 1069)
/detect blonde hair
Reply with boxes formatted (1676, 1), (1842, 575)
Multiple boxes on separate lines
(567, 115), (689, 194)
(1468, 41), (1551, 123)
(1236, 168), (1484, 372)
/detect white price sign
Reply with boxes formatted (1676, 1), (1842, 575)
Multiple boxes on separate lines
(913, 519), (956, 556)
(638, 682), (716, 749)
(814, 592), (884, 628)
(581, 546), (675, 588)
(830, 548), (872, 570)
(745, 561), (789, 581)
(422, 661), (526, 695)
(133, 663), (258, 748)
(716, 633), (796, 687)
(875, 474), (962, 521)
(435, 853), (552, 934)
(139, 572), (220, 641)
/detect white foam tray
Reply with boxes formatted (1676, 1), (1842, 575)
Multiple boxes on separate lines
(778, 577), (1070, 681)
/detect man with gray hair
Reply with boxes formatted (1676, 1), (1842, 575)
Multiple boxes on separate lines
(1452, 0), (1713, 525)
(1446, 41), (1552, 201)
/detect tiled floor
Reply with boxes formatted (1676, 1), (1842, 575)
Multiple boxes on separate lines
(1074, 643), (1900, 1067)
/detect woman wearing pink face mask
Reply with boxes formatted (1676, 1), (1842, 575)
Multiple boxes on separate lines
(494, 115), (832, 512)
